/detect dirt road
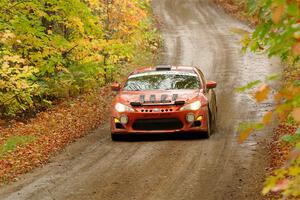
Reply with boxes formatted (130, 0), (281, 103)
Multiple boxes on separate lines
(0, 0), (280, 199)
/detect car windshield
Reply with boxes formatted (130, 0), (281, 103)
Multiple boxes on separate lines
(123, 71), (201, 91)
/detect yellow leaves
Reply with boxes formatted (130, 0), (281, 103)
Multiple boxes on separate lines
(47, 30), (53, 35)
(263, 111), (273, 125)
(292, 108), (300, 123)
(238, 128), (254, 144)
(0, 80), (6, 89)
(293, 31), (300, 40)
(0, 30), (15, 44)
(2, 62), (9, 70)
(254, 84), (271, 103)
(87, 0), (101, 10)
(292, 42), (300, 56)
(66, 16), (84, 34)
(288, 166), (300, 176)
(272, 4), (285, 24)
(56, 65), (70, 74)
(2, 55), (25, 64)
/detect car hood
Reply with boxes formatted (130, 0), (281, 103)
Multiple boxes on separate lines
(116, 89), (204, 104)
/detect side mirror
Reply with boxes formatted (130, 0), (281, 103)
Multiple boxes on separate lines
(111, 83), (121, 91)
(206, 81), (217, 89)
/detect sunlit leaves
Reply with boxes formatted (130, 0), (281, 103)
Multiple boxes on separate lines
(236, 80), (262, 92)
(292, 42), (300, 55)
(0, 0), (159, 116)
(236, 0), (300, 197)
(254, 84), (271, 103)
(271, 4), (285, 24)
(237, 122), (264, 143)
(248, 0), (300, 61)
(292, 107), (300, 123)
(293, 31), (300, 39)
(263, 111), (273, 125)
(239, 127), (254, 143)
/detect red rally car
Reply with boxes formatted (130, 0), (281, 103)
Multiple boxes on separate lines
(110, 65), (217, 140)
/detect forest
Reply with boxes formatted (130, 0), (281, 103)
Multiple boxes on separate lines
(0, 0), (160, 117)
(0, 0), (161, 185)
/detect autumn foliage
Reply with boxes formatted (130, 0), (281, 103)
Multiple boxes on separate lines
(0, 86), (113, 184)
(222, 0), (300, 198)
(0, 0), (160, 185)
(0, 0), (160, 117)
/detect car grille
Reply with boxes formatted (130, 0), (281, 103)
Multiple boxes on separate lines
(132, 118), (183, 130)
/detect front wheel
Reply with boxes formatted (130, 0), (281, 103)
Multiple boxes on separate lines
(111, 134), (122, 141)
(204, 110), (212, 138)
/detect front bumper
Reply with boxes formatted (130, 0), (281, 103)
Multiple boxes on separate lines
(111, 106), (209, 135)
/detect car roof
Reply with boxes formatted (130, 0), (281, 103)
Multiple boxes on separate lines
(130, 65), (198, 75)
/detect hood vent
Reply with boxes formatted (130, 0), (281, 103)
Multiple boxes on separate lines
(150, 94), (156, 102)
(130, 94), (184, 106)
(139, 95), (145, 103)
(130, 102), (142, 106)
(174, 101), (185, 105)
(155, 65), (171, 71)
(172, 94), (178, 101)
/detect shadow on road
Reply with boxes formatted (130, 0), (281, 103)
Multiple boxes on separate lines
(112, 133), (209, 142)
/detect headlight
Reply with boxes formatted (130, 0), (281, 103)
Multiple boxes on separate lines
(179, 101), (201, 111)
(115, 103), (134, 113)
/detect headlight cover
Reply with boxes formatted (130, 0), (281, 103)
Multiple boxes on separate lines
(115, 103), (134, 113)
(180, 100), (201, 111)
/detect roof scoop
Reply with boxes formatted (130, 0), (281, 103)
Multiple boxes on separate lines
(155, 65), (172, 71)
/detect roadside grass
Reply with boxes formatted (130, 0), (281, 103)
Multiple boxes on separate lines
(0, 135), (35, 158)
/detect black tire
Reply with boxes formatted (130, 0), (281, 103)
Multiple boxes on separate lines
(205, 110), (212, 139)
(111, 134), (122, 141)
(209, 90), (217, 133)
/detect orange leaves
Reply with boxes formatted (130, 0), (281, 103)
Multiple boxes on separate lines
(292, 42), (300, 56)
(272, 4), (285, 24)
(238, 127), (254, 144)
(254, 84), (271, 103)
(0, 86), (113, 185)
(292, 108), (300, 123)
(263, 111), (273, 125)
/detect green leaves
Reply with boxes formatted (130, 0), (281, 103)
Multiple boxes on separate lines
(236, 0), (300, 198)
(282, 128), (300, 143)
(236, 80), (262, 92)
(0, 0), (160, 117)
(247, 0), (300, 61)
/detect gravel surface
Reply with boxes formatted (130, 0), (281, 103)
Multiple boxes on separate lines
(0, 0), (281, 199)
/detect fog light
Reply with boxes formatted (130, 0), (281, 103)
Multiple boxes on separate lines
(186, 113), (195, 123)
(120, 115), (128, 125)
(197, 116), (203, 121)
(114, 118), (120, 123)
